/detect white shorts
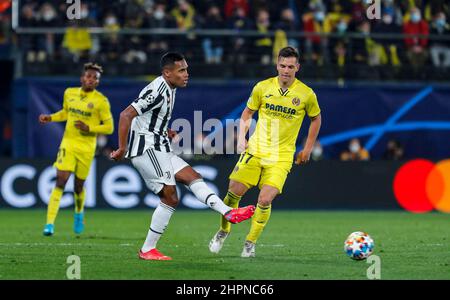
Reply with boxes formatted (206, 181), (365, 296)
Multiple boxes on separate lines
(131, 148), (190, 194)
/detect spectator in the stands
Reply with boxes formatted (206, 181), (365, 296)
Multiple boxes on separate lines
(252, 8), (272, 65)
(403, 7), (429, 68)
(201, 5), (225, 64)
(226, 6), (252, 64)
(224, 0), (249, 19)
(340, 138), (370, 161)
(429, 11), (450, 68)
(146, 2), (176, 57)
(275, 8), (299, 49)
(303, 6), (329, 65)
(383, 139), (404, 160)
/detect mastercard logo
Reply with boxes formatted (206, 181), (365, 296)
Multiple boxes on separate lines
(393, 159), (450, 213)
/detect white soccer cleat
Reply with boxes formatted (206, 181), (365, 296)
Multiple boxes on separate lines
(241, 240), (256, 258)
(209, 230), (229, 254)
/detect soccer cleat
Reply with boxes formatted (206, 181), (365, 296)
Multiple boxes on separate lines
(43, 224), (54, 236)
(241, 240), (256, 258)
(73, 212), (85, 234)
(209, 230), (229, 254)
(138, 248), (172, 261)
(224, 205), (256, 224)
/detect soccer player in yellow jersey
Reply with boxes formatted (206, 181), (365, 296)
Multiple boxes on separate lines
(209, 47), (322, 257)
(38, 63), (114, 236)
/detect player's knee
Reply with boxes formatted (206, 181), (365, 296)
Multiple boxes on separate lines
(191, 170), (202, 180)
(160, 185), (179, 207)
(55, 177), (68, 189)
(257, 195), (273, 207)
(74, 185), (84, 195)
(228, 180), (247, 197)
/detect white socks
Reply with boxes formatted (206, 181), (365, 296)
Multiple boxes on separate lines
(189, 179), (231, 215)
(141, 202), (175, 252)
(141, 180), (232, 252)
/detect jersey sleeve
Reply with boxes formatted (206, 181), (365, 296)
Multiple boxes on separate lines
(131, 85), (164, 115)
(62, 89), (68, 110)
(246, 83), (262, 111)
(99, 97), (113, 121)
(306, 90), (321, 118)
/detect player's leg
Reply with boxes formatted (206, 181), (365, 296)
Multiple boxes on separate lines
(44, 169), (71, 236)
(209, 179), (250, 253)
(209, 152), (261, 253)
(139, 184), (178, 261)
(242, 184), (278, 258)
(173, 156), (255, 223)
(241, 162), (290, 257)
(72, 153), (93, 235)
(73, 176), (86, 234)
(132, 149), (179, 260)
(45, 145), (77, 235)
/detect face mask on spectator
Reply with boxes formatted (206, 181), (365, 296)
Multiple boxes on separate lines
(97, 135), (107, 148)
(382, 14), (393, 24)
(314, 11), (325, 22)
(312, 146), (323, 157)
(350, 142), (361, 153)
(154, 10), (165, 20)
(42, 10), (55, 22)
(337, 21), (347, 33)
(105, 17), (117, 26)
(436, 18), (446, 28)
(411, 13), (421, 23)
(80, 9), (89, 19)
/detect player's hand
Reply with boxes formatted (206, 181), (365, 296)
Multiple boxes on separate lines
(237, 139), (248, 154)
(110, 148), (127, 161)
(74, 120), (90, 132)
(295, 150), (311, 165)
(39, 114), (51, 124)
(168, 128), (180, 143)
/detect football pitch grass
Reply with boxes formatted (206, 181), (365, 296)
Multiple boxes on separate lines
(0, 209), (449, 280)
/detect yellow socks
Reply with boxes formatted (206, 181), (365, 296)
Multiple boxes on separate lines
(246, 204), (272, 243)
(220, 191), (242, 233)
(74, 188), (86, 214)
(46, 187), (63, 224)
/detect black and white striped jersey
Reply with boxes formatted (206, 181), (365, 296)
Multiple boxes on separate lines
(126, 76), (177, 158)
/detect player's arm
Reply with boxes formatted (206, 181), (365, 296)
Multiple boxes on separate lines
(110, 105), (138, 161)
(86, 99), (114, 135)
(296, 90), (322, 165)
(295, 114), (322, 165)
(76, 118), (114, 135)
(39, 91), (69, 124)
(238, 83), (261, 153)
(237, 107), (256, 153)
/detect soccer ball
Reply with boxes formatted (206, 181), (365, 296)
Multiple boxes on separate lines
(344, 231), (374, 260)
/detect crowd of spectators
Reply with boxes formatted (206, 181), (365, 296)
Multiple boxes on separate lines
(8, 0), (450, 75)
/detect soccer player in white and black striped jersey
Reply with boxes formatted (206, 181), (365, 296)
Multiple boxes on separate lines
(110, 52), (255, 261)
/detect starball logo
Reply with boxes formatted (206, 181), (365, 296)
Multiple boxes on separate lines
(393, 159), (450, 213)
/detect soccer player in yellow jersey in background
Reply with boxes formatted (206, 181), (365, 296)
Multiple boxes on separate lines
(39, 63), (114, 236)
(209, 47), (322, 257)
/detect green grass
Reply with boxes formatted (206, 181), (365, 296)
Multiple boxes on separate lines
(0, 209), (449, 280)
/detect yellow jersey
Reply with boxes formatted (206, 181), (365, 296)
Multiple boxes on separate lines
(52, 87), (113, 154)
(246, 77), (321, 162)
